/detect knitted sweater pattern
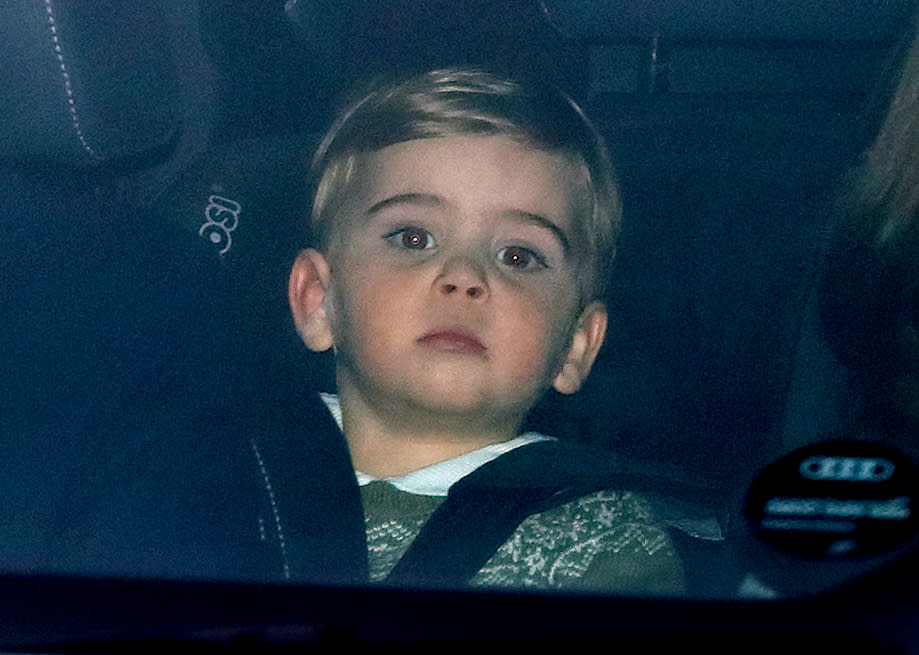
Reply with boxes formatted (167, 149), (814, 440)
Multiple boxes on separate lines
(361, 482), (682, 592)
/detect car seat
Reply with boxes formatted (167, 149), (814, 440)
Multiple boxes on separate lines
(0, 0), (241, 571)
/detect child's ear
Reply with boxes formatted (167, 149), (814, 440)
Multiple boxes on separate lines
(288, 248), (335, 352)
(552, 301), (608, 395)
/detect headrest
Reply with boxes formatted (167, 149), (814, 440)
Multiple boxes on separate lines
(0, 1), (185, 167)
(145, 132), (316, 274)
(135, 130), (336, 394)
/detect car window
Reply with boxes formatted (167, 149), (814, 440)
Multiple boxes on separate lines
(3, 0), (919, 648)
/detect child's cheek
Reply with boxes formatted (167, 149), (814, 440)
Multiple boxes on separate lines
(502, 299), (573, 383)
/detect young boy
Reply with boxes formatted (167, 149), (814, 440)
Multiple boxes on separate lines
(287, 68), (685, 593)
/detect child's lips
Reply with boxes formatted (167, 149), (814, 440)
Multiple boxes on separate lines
(416, 328), (487, 355)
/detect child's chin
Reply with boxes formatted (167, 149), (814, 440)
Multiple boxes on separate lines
(404, 385), (533, 422)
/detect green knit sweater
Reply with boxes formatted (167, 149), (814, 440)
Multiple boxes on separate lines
(360, 481), (685, 594)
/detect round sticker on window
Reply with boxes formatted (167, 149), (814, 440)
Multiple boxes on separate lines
(745, 440), (919, 558)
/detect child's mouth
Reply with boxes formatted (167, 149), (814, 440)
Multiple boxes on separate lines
(417, 329), (487, 355)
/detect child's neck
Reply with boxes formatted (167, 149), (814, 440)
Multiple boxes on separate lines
(337, 392), (521, 479)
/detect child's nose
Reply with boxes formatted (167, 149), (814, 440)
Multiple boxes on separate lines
(436, 257), (489, 301)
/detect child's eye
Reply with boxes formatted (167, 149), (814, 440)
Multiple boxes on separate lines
(385, 227), (436, 250)
(496, 246), (548, 270)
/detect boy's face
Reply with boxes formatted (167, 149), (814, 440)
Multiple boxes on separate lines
(296, 135), (606, 433)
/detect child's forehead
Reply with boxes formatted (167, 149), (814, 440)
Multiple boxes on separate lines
(343, 135), (590, 216)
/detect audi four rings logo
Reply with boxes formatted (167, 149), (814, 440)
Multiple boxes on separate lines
(199, 195), (241, 255)
(799, 456), (895, 482)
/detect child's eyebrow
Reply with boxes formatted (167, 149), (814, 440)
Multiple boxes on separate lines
(365, 193), (442, 216)
(501, 210), (571, 255)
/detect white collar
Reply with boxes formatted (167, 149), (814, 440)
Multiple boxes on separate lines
(319, 392), (552, 497)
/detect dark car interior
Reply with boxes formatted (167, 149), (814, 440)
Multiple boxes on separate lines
(4, 0), (919, 649)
